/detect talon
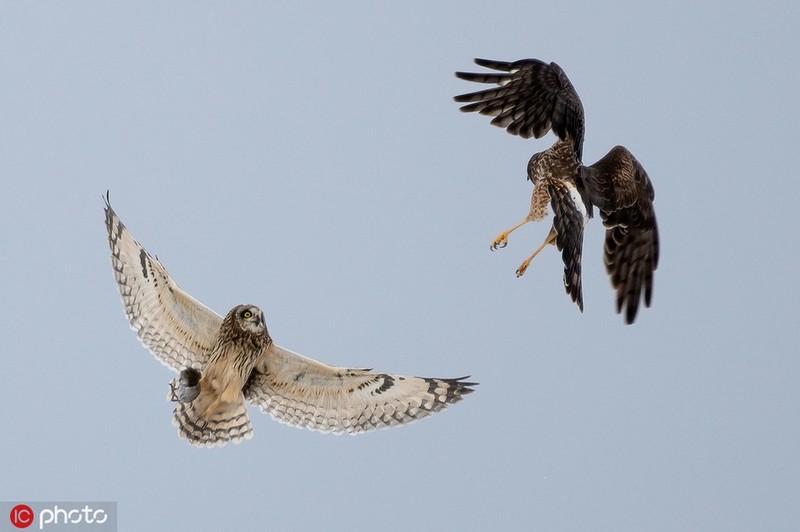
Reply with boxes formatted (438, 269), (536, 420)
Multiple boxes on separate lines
(490, 219), (530, 252)
(516, 262), (530, 278)
(490, 232), (509, 251)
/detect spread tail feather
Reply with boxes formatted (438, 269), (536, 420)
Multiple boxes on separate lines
(172, 398), (253, 448)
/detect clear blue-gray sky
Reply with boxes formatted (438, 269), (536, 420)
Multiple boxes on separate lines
(2, 2), (799, 531)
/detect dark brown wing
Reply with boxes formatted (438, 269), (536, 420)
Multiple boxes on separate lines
(454, 58), (585, 160)
(548, 180), (589, 312)
(580, 146), (659, 324)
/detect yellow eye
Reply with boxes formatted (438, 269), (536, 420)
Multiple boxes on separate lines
(243, 310), (252, 319)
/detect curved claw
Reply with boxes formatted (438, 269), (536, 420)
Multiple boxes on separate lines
(490, 232), (509, 251)
(516, 256), (535, 277)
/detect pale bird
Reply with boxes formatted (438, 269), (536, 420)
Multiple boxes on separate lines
(104, 195), (476, 447)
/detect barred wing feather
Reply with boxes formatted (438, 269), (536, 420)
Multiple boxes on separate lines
(245, 345), (476, 434)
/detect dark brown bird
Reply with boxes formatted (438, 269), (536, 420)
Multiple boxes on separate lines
(455, 58), (659, 324)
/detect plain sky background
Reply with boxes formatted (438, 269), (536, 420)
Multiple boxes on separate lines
(2, 2), (799, 531)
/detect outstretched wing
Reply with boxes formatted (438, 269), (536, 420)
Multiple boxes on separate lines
(455, 58), (585, 160)
(244, 344), (476, 434)
(104, 194), (223, 371)
(548, 181), (589, 312)
(580, 147), (659, 324)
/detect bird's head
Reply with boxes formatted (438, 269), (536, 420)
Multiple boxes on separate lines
(229, 304), (269, 338)
(527, 140), (579, 185)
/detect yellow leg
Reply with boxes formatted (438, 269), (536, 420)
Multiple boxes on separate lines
(490, 218), (531, 251)
(516, 227), (557, 278)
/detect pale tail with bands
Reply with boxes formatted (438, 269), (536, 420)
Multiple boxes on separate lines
(172, 399), (253, 448)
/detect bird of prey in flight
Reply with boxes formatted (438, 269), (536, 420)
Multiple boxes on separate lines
(455, 58), (659, 324)
(104, 195), (476, 447)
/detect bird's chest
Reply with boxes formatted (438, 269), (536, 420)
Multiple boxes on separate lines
(204, 343), (264, 393)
